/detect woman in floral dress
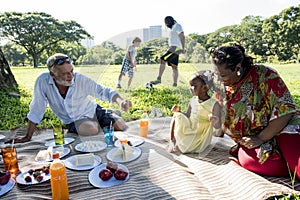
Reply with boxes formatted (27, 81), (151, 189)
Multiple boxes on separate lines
(211, 44), (300, 179)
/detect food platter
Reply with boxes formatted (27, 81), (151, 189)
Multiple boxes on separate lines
(45, 138), (75, 147)
(106, 147), (141, 163)
(88, 163), (129, 188)
(16, 170), (51, 185)
(114, 136), (144, 147)
(64, 155), (101, 171)
(75, 141), (107, 153)
(0, 178), (15, 196)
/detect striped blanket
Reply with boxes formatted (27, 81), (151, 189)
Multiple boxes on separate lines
(0, 117), (299, 199)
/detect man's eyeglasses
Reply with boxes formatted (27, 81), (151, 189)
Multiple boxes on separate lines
(53, 57), (72, 66)
(210, 48), (230, 60)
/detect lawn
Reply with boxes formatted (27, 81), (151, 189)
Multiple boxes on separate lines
(1, 62), (299, 130)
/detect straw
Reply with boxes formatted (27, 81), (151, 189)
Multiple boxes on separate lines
(49, 121), (55, 128)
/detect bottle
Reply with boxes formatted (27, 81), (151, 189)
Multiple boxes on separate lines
(50, 152), (69, 200)
(139, 110), (149, 137)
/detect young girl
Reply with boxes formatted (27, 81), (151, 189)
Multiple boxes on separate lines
(117, 37), (141, 90)
(168, 70), (222, 153)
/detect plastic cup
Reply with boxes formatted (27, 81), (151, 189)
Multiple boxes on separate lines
(1, 144), (19, 177)
(103, 126), (114, 148)
(53, 125), (64, 145)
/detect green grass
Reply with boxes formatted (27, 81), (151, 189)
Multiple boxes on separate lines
(1, 63), (299, 130)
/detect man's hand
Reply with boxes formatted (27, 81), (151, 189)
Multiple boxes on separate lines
(5, 136), (30, 144)
(120, 100), (132, 112)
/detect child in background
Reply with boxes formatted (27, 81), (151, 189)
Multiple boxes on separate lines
(117, 37), (141, 90)
(168, 70), (222, 153)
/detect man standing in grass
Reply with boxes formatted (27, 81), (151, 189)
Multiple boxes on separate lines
(151, 16), (185, 87)
(7, 53), (132, 143)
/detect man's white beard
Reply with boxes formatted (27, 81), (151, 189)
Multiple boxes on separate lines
(56, 78), (74, 86)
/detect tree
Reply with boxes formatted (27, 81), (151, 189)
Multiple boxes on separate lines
(0, 12), (92, 67)
(0, 47), (18, 88)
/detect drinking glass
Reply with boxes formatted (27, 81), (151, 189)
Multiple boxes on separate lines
(53, 125), (64, 145)
(1, 143), (19, 177)
(103, 126), (114, 148)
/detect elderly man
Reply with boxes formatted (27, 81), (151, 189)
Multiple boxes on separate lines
(9, 53), (132, 143)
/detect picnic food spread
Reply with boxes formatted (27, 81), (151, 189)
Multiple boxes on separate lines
(1, 132), (137, 198)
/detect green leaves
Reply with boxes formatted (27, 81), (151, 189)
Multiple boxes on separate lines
(0, 12), (92, 67)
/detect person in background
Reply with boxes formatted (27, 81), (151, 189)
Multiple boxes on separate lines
(7, 53), (132, 143)
(211, 44), (300, 179)
(151, 16), (185, 87)
(117, 37), (141, 90)
(168, 70), (222, 153)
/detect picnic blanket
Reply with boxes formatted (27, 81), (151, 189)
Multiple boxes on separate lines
(0, 117), (299, 200)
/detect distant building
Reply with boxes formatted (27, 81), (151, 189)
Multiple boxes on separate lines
(81, 38), (95, 49)
(107, 25), (167, 49)
(143, 25), (162, 42)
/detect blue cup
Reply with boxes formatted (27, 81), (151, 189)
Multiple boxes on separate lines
(103, 126), (114, 148)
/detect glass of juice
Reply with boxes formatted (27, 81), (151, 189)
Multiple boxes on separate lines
(1, 143), (19, 178)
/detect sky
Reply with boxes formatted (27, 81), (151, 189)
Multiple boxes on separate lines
(1, 0), (300, 45)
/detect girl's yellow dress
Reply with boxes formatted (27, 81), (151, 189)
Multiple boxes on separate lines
(172, 96), (216, 153)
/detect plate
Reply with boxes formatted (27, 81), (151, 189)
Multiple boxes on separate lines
(35, 147), (70, 162)
(45, 137), (75, 147)
(114, 136), (145, 147)
(75, 141), (107, 153)
(88, 163), (129, 188)
(16, 170), (51, 185)
(0, 178), (15, 196)
(106, 146), (141, 163)
(64, 155), (101, 171)
(0, 134), (5, 140)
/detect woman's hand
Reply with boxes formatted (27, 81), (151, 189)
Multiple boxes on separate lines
(240, 135), (264, 149)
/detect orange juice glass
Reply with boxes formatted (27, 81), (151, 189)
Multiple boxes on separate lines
(1, 145), (19, 178)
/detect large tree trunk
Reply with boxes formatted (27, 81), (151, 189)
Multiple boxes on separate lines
(0, 48), (18, 88)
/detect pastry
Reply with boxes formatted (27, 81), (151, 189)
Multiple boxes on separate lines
(74, 153), (94, 166)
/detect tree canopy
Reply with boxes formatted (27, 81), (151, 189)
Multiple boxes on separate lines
(0, 12), (92, 67)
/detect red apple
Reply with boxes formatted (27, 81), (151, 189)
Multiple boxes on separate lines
(114, 168), (128, 180)
(0, 170), (11, 185)
(99, 169), (113, 181)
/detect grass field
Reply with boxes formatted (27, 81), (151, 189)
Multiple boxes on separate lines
(2, 63), (299, 130)
(12, 62), (300, 103)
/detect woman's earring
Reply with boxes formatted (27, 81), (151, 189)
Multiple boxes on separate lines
(237, 71), (241, 76)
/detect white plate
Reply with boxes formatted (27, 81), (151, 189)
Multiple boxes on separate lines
(88, 163), (129, 188)
(16, 170), (51, 185)
(75, 141), (107, 153)
(0, 134), (5, 140)
(64, 155), (101, 171)
(45, 137), (75, 147)
(0, 178), (15, 196)
(106, 147), (141, 163)
(114, 136), (145, 147)
(35, 147), (70, 162)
